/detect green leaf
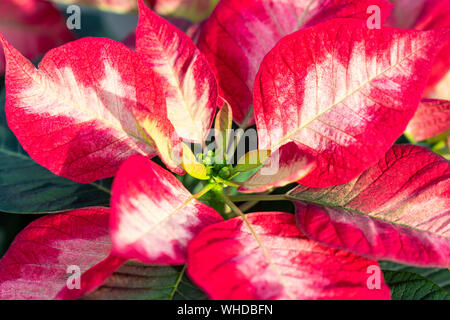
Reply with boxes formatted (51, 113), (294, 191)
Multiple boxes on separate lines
(380, 261), (450, 293)
(231, 165), (262, 185)
(383, 270), (450, 300)
(81, 262), (208, 300)
(235, 149), (270, 172)
(0, 89), (111, 213)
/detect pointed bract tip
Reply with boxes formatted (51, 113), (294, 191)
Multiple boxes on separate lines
(137, 0), (152, 14)
(0, 32), (8, 50)
(137, 0), (146, 9)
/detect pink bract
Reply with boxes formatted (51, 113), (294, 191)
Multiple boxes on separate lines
(188, 212), (391, 300)
(254, 19), (449, 188)
(291, 145), (450, 268)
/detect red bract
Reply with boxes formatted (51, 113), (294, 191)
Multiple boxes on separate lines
(136, 0), (218, 143)
(110, 155), (222, 265)
(291, 145), (450, 268)
(0, 208), (124, 300)
(197, 0), (393, 126)
(405, 99), (450, 141)
(188, 212), (390, 300)
(253, 19), (449, 188)
(387, 0), (450, 99)
(0, 35), (185, 183)
(387, 1), (450, 140)
(0, 0), (73, 74)
(0, 0), (224, 183)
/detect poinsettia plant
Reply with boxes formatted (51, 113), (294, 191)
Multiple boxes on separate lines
(0, 0), (449, 300)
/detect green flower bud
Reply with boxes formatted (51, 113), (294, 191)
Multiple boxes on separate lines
(204, 156), (214, 166)
(218, 166), (231, 179)
(195, 153), (204, 162)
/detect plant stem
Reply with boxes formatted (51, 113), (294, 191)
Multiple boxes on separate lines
(192, 184), (214, 200)
(237, 191), (273, 212)
(239, 200), (259, 213)
(90, 182), (111, 195)
(168, 265), (186, 300)
(227, 194), (288, 202)
(219, 193), (248, 220)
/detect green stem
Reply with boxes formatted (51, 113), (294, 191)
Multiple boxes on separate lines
(192, 184), (214, 200)
(169, 265), (186, 300)
(227, 194), (288, 202)
(237, 190), (273, 212)
(90, 182), (111, 195)
(218, 193), (247, 220)
(238, 200), (259, 213)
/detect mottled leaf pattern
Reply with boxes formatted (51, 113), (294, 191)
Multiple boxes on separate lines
(188, 212), (390, 300)
(290, 145), (450, 267)
(0, 36), (185, 182)
(136, 1), (217, 143)
(198, 0), (393, 126)
(255, 19), (448, 187)
(110, 155), (222, 265)
(405, 99), (450, 141)
(0, 89), (110, 213)
(0, 208), (123, 300)
(386, 0), (450, 97)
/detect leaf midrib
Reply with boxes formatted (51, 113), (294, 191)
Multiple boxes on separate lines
(272, 32), (436, 149)
(3, 44), (149, 145)
(140, 26), (203, 141)
(288, 194), (449, 240)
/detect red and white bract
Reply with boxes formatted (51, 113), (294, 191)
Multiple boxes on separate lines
(405, 99), (450, 141)
(0, 208), (124, 300)
(136, 0), (217, 143)
(188, 212), (391, 300)
(386, 0), (450, 98)
(198, 0), (393, 126)
(238, 142), (316, 193)
(110, 155), (222, 265)
(0, 0), (73, 74)
(0, 36), (185, 183)
(291, 145), (450, 268)
(254, 19), (449, 188)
